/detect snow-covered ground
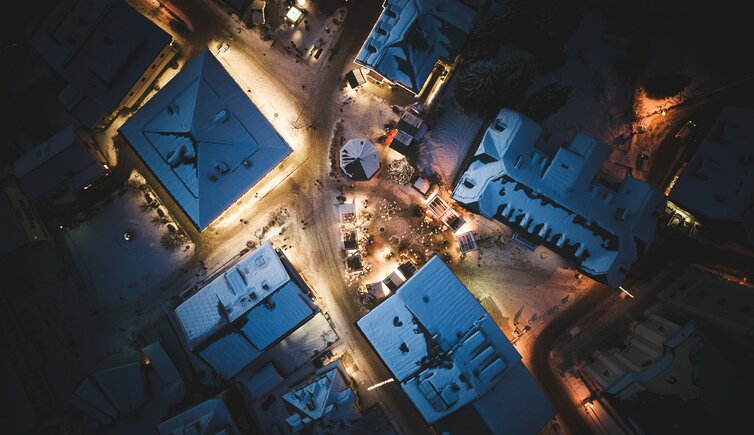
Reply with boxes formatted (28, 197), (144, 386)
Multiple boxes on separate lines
(64, 182), (193, 310)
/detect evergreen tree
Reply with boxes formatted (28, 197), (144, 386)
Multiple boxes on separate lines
(522, 83), (572, 121)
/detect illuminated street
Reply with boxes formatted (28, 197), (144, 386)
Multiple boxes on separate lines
(3, 1), (754, 434)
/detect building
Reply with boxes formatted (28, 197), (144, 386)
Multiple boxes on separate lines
(355, 0), (479, 95)
(453, 109), (665, 287)
(32, 0), (177, 127)
(388, 110), (427, 155)
(339, 138), (380, 180)
(581, 311), (754, 433)
(70, 363), (146, 425)
(120, 49), (293, 230)
(280, 360), (360, 434)
(13, 126), (108, 202)
(357, 256), (554, 432)
(669, 107), (754, 247)
(175, 242), (320, 379)
(157, 397), (241, 435)
(0, 185), (46, 257)
(659, 266), (754, 357)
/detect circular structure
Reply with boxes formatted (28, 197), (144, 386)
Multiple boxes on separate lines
(340, 138), (380, 180)
(123, 231), (134, 241)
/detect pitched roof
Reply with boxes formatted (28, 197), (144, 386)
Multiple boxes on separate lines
(453, 109), (665, 287)
(355, 0), (478, 93)
(31, 0), (171, 125)
(70, 363), (145, 424)
(13, 126), (105, 201)
(282, 361), (359, 432)
(120, 49), (292, 229)
(670, 107), (754, 245)
(357, 257), (553, 426)
(0, 187), (34, 256)
(157, 398), (240, 435)
(175, 242), (306, 349)
(340, 138), (380, 180)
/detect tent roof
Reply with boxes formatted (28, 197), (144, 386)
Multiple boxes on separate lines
(340, 138), (379, 180)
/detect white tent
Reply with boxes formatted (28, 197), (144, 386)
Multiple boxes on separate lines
(340, 138), (380, 180)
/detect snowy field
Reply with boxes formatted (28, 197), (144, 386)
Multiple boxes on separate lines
(64, 189), (193, 310)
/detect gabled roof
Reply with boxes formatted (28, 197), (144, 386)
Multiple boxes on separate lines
(70, 363), (145, 425)
(282, 361), (359, 433)
(120, 49), (292, 229)
(357, 257), (553, 426)
(31, 0), (171, 125)
(670, 107), (754, 245)
(177, 242), (316, 377)
(0, 187), (37, 256)
(157, 398), (240, 435)
(356, 0), (478, 94)
(13, 126), (105, 202)
(453, 109), (665, 287)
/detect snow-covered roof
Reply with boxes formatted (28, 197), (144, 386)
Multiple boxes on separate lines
(199, 332), (261, 379)
(340, 138), (380, 180)
(31, 0), (171, 126)
(175, 242), (309, 349)
(282, 360), (359, 433)
(670, 107), (754, 245)
(13, 126), (105, 202)
(157, 398), (240, 435)
(144, 341), (182, 386)
(355, 0), (478, 94)
(357, 256), (552, 425)
(120, 49), (292, 230)
(453, 109), (665, 287)
(70, 363), (145, 425)
(0, 187), (35, 256)
(245, 363), (284, 401)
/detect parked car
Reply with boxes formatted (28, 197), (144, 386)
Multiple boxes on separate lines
(674, 121), (696, 142)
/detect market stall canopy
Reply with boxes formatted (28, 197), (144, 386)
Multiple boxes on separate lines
(340, 138), (380, 180)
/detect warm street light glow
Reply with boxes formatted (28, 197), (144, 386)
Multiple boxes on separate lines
(618, 286), (635, 298)
(367, 378), (395, 391)
(296, 0), (305, 6)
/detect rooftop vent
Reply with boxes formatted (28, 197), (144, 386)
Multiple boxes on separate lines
(214, 109), (229, 123)
(215, 161), (230, 174)
(399, 342), (409, 353)
(393, 316), (403, 327)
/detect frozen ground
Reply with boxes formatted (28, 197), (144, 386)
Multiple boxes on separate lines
(64, 183), (193, 310)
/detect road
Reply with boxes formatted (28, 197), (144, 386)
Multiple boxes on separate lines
(116, 0), (434, 433)
(529, 281), (613, 435)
